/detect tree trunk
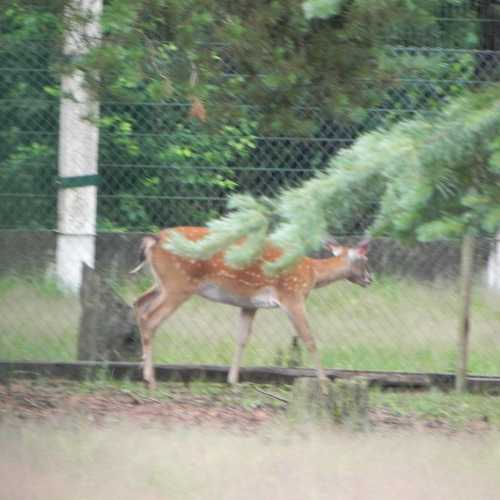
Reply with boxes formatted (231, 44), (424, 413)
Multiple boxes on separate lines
(456, 233), (475, 392)
(477, 0), (500, 53)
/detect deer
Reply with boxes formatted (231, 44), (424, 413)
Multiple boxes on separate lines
(131, 226), (372, 391)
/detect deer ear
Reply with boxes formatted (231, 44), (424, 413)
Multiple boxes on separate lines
(356, 238), (371, 257)
(324, 238), (343, 257)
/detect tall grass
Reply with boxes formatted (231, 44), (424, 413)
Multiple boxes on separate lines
(0, 276), (78, 361)
(1, 274), (499, 374)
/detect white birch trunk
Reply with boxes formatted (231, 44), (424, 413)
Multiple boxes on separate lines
(56, 0), (102, 292)
(487, 233), (500, 291)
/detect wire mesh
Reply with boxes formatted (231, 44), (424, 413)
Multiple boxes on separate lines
(0, 233), (499, 375)
(0, 26), (499, 376)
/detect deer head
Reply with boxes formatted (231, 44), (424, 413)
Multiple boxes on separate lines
(325, 237), (373, 287)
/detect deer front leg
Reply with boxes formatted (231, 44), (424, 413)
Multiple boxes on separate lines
(228, 307), (257, 385)
(281, 299), (330, 394)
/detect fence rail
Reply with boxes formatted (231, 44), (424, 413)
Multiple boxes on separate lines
(2, 360), (500, 393)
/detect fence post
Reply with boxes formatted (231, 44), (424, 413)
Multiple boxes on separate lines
(56, 0), (102, 292)
(456, 232), (475, 392)
(487, 233), (500, 291)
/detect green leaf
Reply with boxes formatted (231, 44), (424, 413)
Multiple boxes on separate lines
(416, 218), (466, 241)
(303, 0), (344, 20)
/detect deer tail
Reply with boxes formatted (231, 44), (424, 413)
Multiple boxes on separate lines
(129, 235), (160, 275)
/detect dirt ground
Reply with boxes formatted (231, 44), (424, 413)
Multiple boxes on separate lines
(2, 380), (500, 500)
(0, 380), (276, 430)
(0, 379), (495, 434)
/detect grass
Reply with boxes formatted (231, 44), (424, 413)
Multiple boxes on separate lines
(0, 276), (78, 361)
(62, 376), (500, 429)
(0, 273), (499, 375)
(370, 388), (500, 428)
(2, 375), (500, 500)
(1, 414), (500, 500)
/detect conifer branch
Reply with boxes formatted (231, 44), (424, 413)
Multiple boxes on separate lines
(167, 87), (500, 273)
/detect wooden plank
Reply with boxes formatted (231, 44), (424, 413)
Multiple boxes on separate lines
(1, 361), (500, 393)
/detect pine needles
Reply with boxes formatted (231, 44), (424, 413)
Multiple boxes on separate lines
(167, 87), (500, 274)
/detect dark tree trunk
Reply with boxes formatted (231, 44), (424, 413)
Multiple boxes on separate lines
(475, 1), (500, 80)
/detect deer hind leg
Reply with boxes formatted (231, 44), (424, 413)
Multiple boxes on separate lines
(228, 307), (257, 385)
(133, 286), (160, 384)
(134, 285), (161, 315)
(281, 299), (329, 392)
(134, 288), (190, 390)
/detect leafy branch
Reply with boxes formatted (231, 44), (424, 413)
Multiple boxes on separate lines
(168, 87), (500, 274)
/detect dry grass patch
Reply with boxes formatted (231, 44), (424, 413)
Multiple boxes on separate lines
(1, 419), (500, 500)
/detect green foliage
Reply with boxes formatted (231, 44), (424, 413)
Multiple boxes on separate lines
(0, 4), (62, 229)
(37, 0), (482, 129)
(372, 88), (500, 241)
(302, 0), (345, 20)
(165, 194), (272, 261)
(1, 1), (63, 41)
(272, 87), (500, 270)
(170, 87), (500, 272)
(0, 1), (493, 232)
(380, 51), (477, 123)
(98, 114), (257, 230)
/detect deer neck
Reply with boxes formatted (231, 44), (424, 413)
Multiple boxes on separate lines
(311, 257), (350, 288)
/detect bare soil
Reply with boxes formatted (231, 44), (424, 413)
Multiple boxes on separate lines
(0, 380), (278, 431)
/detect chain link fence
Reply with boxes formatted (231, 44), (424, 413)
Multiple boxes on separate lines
(1, 233), (499, 375)
(1, 24), (499, 376)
